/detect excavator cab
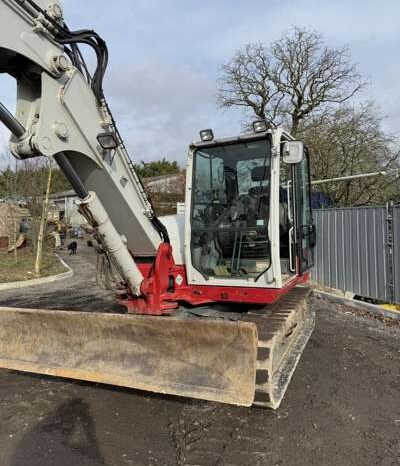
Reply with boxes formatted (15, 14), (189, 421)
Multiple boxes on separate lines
(182, 128), (315, 300)
(190, 135), (272, 279)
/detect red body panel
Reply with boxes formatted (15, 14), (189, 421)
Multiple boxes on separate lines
(118, 243), (310, 315)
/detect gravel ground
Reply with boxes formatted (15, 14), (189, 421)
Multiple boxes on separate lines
(0, 240), (399, 466)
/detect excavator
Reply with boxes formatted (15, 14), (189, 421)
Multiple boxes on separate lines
(0, 0), (316, 408)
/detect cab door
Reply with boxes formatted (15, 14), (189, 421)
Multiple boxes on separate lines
(293, 151), (315, 272)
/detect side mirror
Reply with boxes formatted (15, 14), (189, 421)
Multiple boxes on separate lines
(283, 141), (304, 164)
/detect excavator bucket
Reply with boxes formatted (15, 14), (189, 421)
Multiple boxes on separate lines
(0, 287), (314, 408)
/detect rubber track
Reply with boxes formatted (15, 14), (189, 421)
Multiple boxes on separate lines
(242, 287), (313, 409)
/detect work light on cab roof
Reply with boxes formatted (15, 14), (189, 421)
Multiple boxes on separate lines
(199, 129), (214, 142)
(252, 120), (268, 133)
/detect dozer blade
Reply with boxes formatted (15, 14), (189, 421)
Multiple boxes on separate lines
(0, 287), (314, 409)
(0, 307), (258, 406)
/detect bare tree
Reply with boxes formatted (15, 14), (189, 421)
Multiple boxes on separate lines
(19, 158), (52, 253)
(217, 43), (285, 124)
(298, 103), (400, 206)
(218, 27), (365, 134)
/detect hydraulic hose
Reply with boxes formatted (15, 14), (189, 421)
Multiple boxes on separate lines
(53, 153), (88, 199)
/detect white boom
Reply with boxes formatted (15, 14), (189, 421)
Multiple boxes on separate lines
(0, 0), (167, 294)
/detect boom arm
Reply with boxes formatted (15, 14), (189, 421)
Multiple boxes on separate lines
(0, 0), (167, 295)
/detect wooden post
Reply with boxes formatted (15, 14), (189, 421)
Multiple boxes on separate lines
(13, 214), (17, 263)
(13, 160), (18, 263)
(34, 166), (53, 277)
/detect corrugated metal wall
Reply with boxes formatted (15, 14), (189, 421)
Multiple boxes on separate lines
(393, 206), (400, 303)
(312, 205), (400, 304)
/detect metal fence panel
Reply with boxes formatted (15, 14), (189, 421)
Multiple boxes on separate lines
(312, 206), (397, 303)
(393, 206), (400, 303)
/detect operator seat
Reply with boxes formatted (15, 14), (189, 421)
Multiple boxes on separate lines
(239, 166), (270, 226)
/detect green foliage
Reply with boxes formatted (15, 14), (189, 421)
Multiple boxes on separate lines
(0, 167), (16, 198)
(0, 165), (70, 199)
(0, 153), (181, 200)
(50, 169), (71, 194)
(133, 158), (180, 179)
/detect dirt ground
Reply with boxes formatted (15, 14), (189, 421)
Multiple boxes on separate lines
(0, 240), (399, 466)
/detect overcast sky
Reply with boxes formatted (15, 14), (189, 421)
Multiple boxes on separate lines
(1, 0), (399, 164)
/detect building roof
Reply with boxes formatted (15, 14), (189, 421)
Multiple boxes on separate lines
(50, 190), (76, 201)
(144, 173), (185, 193)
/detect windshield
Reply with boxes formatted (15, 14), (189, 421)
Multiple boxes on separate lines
(191, 138), (272, 279)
